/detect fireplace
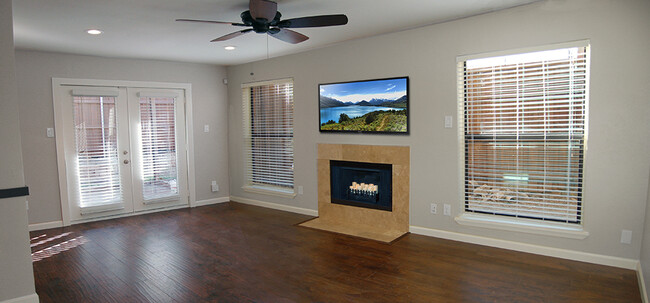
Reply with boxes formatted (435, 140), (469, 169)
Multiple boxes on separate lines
(299, 144), (409, 243)
(330, 160), (392, 211)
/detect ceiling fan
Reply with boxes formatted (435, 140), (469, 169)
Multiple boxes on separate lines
(176, 0), (348, 44)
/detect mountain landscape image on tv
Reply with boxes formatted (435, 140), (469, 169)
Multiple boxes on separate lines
(319, 77), (409, 134)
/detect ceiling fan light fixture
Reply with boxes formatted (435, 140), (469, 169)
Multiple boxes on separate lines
(86, 29), (103, 35)
(224, 46), (236, 50)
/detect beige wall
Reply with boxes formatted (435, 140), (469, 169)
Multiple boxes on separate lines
(15, 50), (230, 224)
(227, 0), (650, 260)
(0, 0), (38, 301)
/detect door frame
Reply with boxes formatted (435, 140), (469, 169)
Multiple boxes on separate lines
(52, 78), (197, 226)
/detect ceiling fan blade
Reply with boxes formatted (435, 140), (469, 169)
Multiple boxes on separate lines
(268, 28), (308, 44)
(211, 29), (253, 42)
(249, 0), (277, 21)
(176, 19), (246, 27)
(278, 15), (348, 28)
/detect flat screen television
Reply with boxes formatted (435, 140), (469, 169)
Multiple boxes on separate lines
(319, 77), (409, 134)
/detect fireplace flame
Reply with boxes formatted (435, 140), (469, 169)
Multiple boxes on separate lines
(349, 182), (378, 194)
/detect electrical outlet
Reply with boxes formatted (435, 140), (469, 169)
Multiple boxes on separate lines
(204, 124), (210, 133)
(621, 230), (632, 244)
(298, 186), (304, 195)
(430, 203), (437, 214)
(211, 181), (219, 192)
(443, 204), (451, 216)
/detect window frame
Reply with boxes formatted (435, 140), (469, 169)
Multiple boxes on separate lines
(241, 78), (296, 198)
(455, 41), (591, 238)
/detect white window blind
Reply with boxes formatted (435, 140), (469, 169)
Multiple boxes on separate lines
(139, 96), (179, 202)
(459, 44), (589, 224)
(72, 96), (123, 208)
(242, 79), (294, 190)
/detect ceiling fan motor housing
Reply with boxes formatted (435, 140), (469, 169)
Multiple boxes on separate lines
(241, 10), (282, 33)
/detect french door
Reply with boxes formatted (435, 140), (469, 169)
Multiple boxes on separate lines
(54, 83), (188, 222)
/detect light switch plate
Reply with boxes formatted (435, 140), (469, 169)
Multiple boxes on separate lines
(621, 230), (632, 244)
(444, 116), (453, 128)
(204, 124), (210, 133)
(47, 128), (55, 138)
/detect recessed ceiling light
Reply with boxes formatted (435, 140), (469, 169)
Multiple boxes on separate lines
(224, 46), (236, 51)
(86, 29), (103, 35)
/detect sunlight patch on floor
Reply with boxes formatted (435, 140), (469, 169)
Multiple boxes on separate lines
(32, 236), (89, 262)
(30, 232), (72, 248)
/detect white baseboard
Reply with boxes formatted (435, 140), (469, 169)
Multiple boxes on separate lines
(230, 196), (318, 217)
(0, 293), (39, 303)
(193, 197), (230, 207)
(70, 204), (188, 226)
(639, 262), (649, 303)
(29, 220), (63, 231)
(409, 225), (639, 270)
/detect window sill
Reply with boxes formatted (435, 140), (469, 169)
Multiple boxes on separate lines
(455, 213), (589, 239)
(242, 185), (296, 199)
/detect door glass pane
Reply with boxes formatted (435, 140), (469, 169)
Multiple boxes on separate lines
(139, 97), (179, 201)
(73, 96), (123, 208)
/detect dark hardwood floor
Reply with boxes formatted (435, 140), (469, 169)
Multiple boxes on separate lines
(30, 202), (641, 302)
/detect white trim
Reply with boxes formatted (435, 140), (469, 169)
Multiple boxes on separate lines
(456, 39), (590, 62)
(52, 78), (72, 226)
(28, 220), (64, 231)
(69, 204), (188, 225)
(242, 185), (297, 199)
(455, 213), (589, 239)
(230, 195), (317, 216)
(639, 262), (649, 303)
(46, 197), (228, 227)
(184, 88), (197, 208)
(409, 225), (638, 270)
(193, 197), (230, 207)
(54, 77), (193, 90)
(0, 293), (39, 303)
(71, 88), (119, 97)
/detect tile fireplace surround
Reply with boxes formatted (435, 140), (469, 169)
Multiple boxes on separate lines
(299, 144), (410, 243)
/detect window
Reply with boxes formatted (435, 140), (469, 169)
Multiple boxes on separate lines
(72, 94), (122, 208)
(242, 79), (295, 194)
(138, 95), (179, 202)
(459, 42), (589, 224)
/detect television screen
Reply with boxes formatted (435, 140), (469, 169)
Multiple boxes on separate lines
(319, 77), (409, 134)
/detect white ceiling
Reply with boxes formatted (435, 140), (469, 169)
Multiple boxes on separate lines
(13, 0), (540, 66)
